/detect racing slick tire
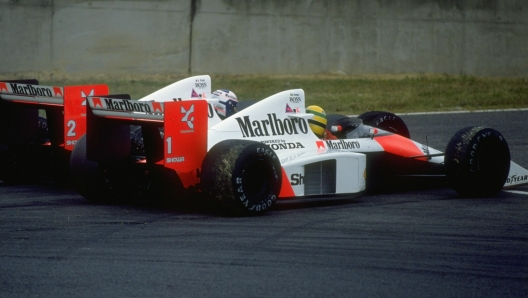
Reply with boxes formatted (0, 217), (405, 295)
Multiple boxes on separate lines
(130, 127), (145, 157)
(0, 116), (51, 183)
(0, 146), (31, 183)
(146, 167), (185, 208)
(70, 134), (112, 203)
(444, 126), (510, 197)
(38, 116), (48, 141)
(358, 111), (411, 138)
(201, 140), (282, 216)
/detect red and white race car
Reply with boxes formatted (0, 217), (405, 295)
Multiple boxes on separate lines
(0, 79), (109, 182)
(67, 75), (528, 215)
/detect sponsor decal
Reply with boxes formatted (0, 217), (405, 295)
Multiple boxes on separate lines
(213, 89), (237, 102)
(234, 146), (279, 212)
(81, 89), (94, 98)
(422, 144), (430, 155)
(54, 87), (63, 96)
(507, 174), (528, 184)
(316, 140), (326, 153)
(213, 103), (226, 117)
(235, 177), (277, 212)
(290, 173), (304, 185)
(0, 82), (8, 92)
(80, 89), (94, 106)
(325, 139), (361, 150)
(166, 157), (185, 163)
(285, 104), (300, 113)
(152, 102), (163, 113)
(280, 152), (305, 164)
(235, 113), (309, 138)
(268, 142), (304, 151)
(289, 93), (301, 103)
(180, 104), (195, 132)
(194, 79), (207, 89)
(96, 97), (157, 113)
(262, 139), (286, 144)
(191, 89), (200, 98)
(92, 97), (103, 108)
(256, 147), (278, 162)
(7, 83), (62, 97)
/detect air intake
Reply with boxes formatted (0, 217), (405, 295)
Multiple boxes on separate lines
(304, 160), (336, 195)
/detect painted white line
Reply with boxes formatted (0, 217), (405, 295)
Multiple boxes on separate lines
(348, 108), (528, 117)
(503, 190), (528, 196)
(396, 108), (528, 116)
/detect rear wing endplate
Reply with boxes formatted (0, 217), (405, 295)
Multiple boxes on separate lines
(86, 96), (208, 187)
(0, 80), (108, 150)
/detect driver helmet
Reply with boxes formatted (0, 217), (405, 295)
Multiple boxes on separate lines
(306, 105), (327, 138)
(212, 89), (238, 119)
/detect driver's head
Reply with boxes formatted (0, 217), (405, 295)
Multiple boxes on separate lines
(306, 105), (327, 138)
(212, 89), (238, 119)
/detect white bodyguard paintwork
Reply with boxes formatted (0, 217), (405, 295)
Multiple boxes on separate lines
(504, 161), (528, 188)
(84, 75), (528, 197)
(97, 75), (367, 198)
(138, 75), (224, 127)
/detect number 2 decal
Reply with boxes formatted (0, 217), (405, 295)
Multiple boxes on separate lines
(67, 120), (76, 137)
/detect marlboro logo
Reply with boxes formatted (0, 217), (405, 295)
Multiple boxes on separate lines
(90, 97), (163, 113)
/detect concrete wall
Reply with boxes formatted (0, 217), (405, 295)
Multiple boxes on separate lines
(1, 0), (527, 77)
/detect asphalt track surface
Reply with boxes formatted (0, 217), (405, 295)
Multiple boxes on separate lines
(1, 111), (527, 297)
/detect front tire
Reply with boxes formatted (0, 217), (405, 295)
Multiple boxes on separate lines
(444, 126), (510, 197)
(201, 140), (282, 216)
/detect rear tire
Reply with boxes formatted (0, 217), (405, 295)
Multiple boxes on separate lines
(71, 134), (152, 204)
(358, 111), (410, 138)
(70, 135), (110, 202)
(37, 116), (49, 141)
(201, 140), (282, 216)
(444, 126), (510, 197)
(146, 167), (185, 207)
(326, 114), (361, 139)
(0, 116), (51, 183)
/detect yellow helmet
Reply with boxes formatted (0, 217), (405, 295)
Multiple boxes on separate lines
(306, 105), (327, 138)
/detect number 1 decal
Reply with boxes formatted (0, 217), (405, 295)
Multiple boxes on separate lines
(166, 136), (172, 154)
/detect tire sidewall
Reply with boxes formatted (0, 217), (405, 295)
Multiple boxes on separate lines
(231, 143), (281, 214)
(358, 111), (411, 138)
(201, 140), (282, 215)
(445, 126), (510, 196)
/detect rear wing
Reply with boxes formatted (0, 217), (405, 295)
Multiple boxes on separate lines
(0, 79), (108, 151)
(0, 79), (63, 105)
(85, 96), (208, 187)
